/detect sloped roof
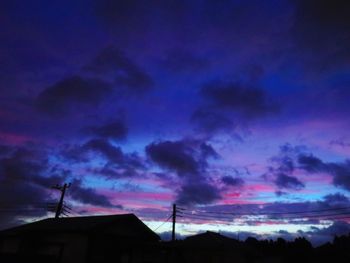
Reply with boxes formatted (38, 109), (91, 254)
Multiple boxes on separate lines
(0, 214), (159, 241)
(184, 231), (239, 246)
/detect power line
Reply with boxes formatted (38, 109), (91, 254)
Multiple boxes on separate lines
(179, 211), (350, 222)
(152, 215), (172, 232)
(180, 211), (350, 220)
(177, 205), (350, 216)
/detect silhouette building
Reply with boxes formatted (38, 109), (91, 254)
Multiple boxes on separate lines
(0, 214), (160, 263)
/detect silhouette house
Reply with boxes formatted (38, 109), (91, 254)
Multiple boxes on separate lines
(0, 214), (160, 263)
(179, 231), (245, 263)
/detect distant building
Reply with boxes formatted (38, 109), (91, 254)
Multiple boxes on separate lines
(180, 231), (246, 263)
(0, 214), (161, 263)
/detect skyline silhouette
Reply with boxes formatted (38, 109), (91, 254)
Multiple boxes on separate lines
(1, 0), (350, 245)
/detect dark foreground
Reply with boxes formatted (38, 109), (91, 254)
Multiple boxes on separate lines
(1, 232), (350, 263)
(1, 215), (349, 263)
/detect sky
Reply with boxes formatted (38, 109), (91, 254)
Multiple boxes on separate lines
(1, 0), (350, 245)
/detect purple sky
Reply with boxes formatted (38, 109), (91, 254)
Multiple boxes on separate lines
(1, 0), (350, 245)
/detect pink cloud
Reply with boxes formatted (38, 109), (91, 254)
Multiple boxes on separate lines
(99, 189), (174, 209)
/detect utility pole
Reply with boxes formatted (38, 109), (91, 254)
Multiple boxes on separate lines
(172, 203), (176, 242)
(52, 183), (71, 218)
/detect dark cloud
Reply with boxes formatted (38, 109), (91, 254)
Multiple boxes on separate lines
(83, 139), (144, 169)
(275, 190), (288, 197)
(221, 176), (244, 187)
(264, 145), (350, 193)
(176, 182), (221, 206)
(200, 82), (278, 117)
(64, 138), (145, 179)
(275, 173), (304, 190)
(200, 142), (220, 159)
(146, 140), (203, 175)
(69, 179), (119, 208)
(297, 154), (350, 191)
(91, 166), (140, 179)
(36, 75), (112, 115)
(265, 144), (306, 191)
(323, 193), (350, 206)
(85, 119), (128, 141)
(85, 46), (153, 91)
(0, 147), (64, 228)
(330, 162), (350, 191)
(83, 138), (124, 163)
(298, 154), (328, 173)
(0, 145), (120, 228)
(192, 81), (279, 135)
(146, 139), (221, 205)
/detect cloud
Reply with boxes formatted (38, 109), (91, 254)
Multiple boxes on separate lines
(323, 193), (350, 206)
(146, 140), (205, 176)
(192, 81), (279, 136)
(200, 82), (278, 117)
(36, 75), (112, 115)
(85, 46), (153, 91)
(297, 154), (350, 191)
(146, 139), (221, 205)
(85, 119), (128, 141)
(0, 147), (64, 228)
(0, 145), (120, 228)
(265, 144), (306, 191)
(221, 176), (244, 187)
(64, 138), (145, 179)
(83, 139), (144, 168)
(298, 154), (327, 173)
(83, 138), (124, 162)
(275, 173), (304, 190)
(264, 146), (350, 193)
(176, 182), (221, 206)
(68, 179), (119, 208)
(330, 162), (350, 191)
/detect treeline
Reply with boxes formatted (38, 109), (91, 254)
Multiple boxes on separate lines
(242, 234), (350, 262)
(165, 233), (350, 263)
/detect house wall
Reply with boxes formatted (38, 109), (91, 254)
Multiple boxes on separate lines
(0, 233), (89, 263)
(40, 233), (89, 263)
(0, 236), (21, 254)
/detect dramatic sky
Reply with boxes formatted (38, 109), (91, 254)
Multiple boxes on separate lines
(1, 0), (350, 245)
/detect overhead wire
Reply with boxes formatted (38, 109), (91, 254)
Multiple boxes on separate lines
(176, 205), (350, 216)
(152, 215), (172, 232)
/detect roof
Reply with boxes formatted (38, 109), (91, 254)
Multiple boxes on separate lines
(0, 214), (160, 241)
(184, 231), (240, 247)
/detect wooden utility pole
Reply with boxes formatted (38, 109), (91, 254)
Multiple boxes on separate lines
(52, 183), (70, 218)
(172, 203), (176, 242)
